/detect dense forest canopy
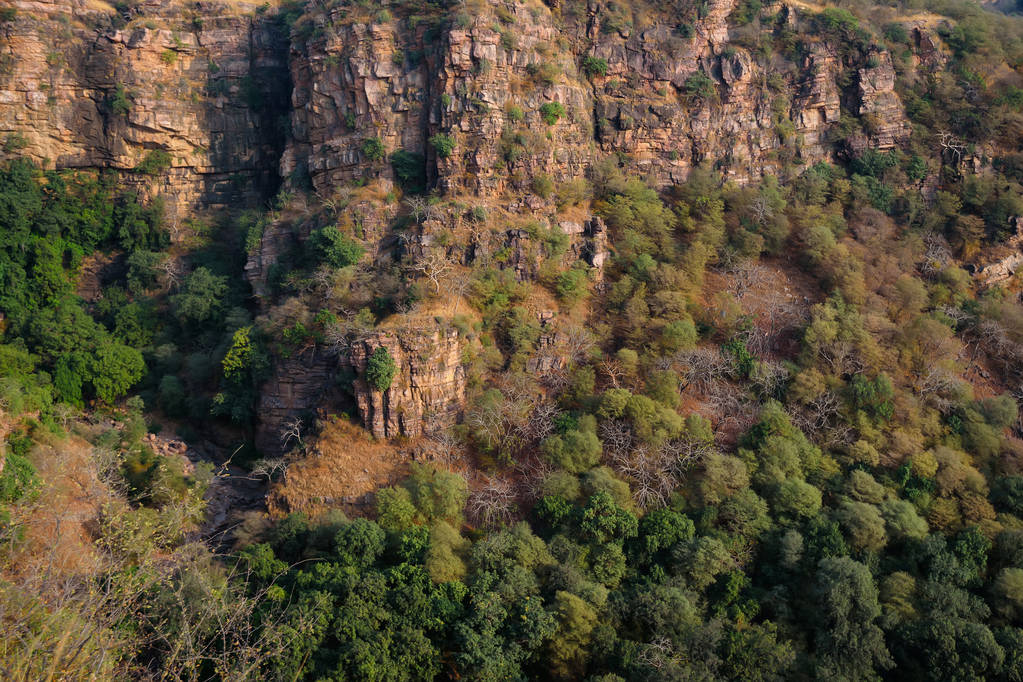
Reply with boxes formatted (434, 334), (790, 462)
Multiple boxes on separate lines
(6, 0), (1023, 679)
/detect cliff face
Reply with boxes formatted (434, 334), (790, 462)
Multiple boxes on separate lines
(0, 0), (290, 217)
(281, 0), (910, 195)
(2, 0), (912, 219)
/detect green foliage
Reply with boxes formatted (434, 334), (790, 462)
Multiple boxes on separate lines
(135, 149), (172, 175)
(309, 225), (364, 268)
(0, 448), (38, 504)
(109, 84), (132, 115)
(172, 267), (228, 326)
(365, 346), (397, 392)
(390, 150), (427, 193)
(684, 71), (716, 101)
(429, 133), (456, 158)
(581, 56), (608, 77)
(539, 101), (566, 125)
(361, 136), (386, 161)
(542, 416), (602, 473)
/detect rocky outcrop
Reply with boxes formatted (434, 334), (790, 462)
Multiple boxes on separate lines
(850, 51), (911, 152)
(973, 217), (1023, 287)
(347, 327), (466, 440)
(254, 347), (341, 455)
(0, 0), (290, 218)
(253, 326), (467, 453)
(280, 0), (909, 195)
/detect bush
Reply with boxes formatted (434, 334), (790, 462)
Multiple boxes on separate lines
(429, 134), (456, 158)
(109, 84), (132, 116)
(532, 174), (554, 198)
(684, 72), (716, 101)
(366, 347), (397, 391)
(310, 225), (363, 268)
(391, 150), (427, 193)
(362, 137), (386, 162)
(581, 56), (608, 77)
(135, 149), (172, 175)
(555, 266), (589, 303)
(539, 102), (566, 125)
(527, 61), (560, 86)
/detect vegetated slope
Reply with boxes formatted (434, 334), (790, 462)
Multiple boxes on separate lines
(5, 0), (1023, 678)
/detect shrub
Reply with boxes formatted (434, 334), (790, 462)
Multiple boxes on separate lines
(109, 84), (132, 116)
(540, 102), (566, 125)
(310, 226), (364, 268)
(366, 347), (397, 391)
(532, 174), (554, 198)
(429, 133), (455, 158)
(555, 266), (589, 303)
(159, 50), (177, 65)
(3, 133), (28, 153)
(135, 149), (172, 175)
(684, 72), (716, 101)
(581, 56), (608, 77)
(506, 104), (524, 122)
(391, 150), (427, 193)
(528, 61), (560, 86)
(362, 137), (385, 161)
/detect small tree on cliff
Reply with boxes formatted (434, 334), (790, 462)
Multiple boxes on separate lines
(366, 347), (397, 392)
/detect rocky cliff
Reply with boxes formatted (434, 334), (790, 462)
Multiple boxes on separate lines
(0, 0), (290, 218)
(281, 0), (910, 196)
(253, 325), (467, 452)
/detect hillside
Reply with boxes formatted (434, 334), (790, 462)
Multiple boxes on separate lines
(4, 0), (1023, 678)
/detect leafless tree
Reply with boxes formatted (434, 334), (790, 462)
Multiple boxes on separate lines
(158, 256), (184, 291)
(410, 250), (453, 293)
(599, 419), (633, 461)
(721, 260), (767, 301)
(515, 454), (555, 502)
(706, 382), (757, 436)
(938, 130), (967, 166)
(405, 195), (437, 224)
(922, 231), (953, 275)
(443, 270), (474, 316)
(599, 358), (626, 388)
(617, 444), (676, 509)
(559, 323), (597, 365)
(467, 476), (518, 528)
(635, 637), (679, 672)
(420, 428), (463, 470)
(675, 347), (728, 393)
(938, 304), (972, 328)
(520, 402), (561, 443)
(280, 417), (303, 450)
(246, 458), (288, 483)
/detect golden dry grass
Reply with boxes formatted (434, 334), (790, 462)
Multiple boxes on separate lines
(267, 417), (411, 519)
(5, 432), (118, 582)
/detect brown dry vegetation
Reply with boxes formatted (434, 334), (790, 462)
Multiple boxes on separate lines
(4, 431), (116, 582)
(267, 417), (411, 518)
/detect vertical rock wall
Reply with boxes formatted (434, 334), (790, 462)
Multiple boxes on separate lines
(0, 0), (291, 217)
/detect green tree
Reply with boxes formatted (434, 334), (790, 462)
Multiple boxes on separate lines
(90, 343), (145, 403)
(311, 225), (364, 268)
(548, 591), (598, 679)
(812, 556), (893, 679)
(366, 347), (397, 391)
(172, 267), (228, 326)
